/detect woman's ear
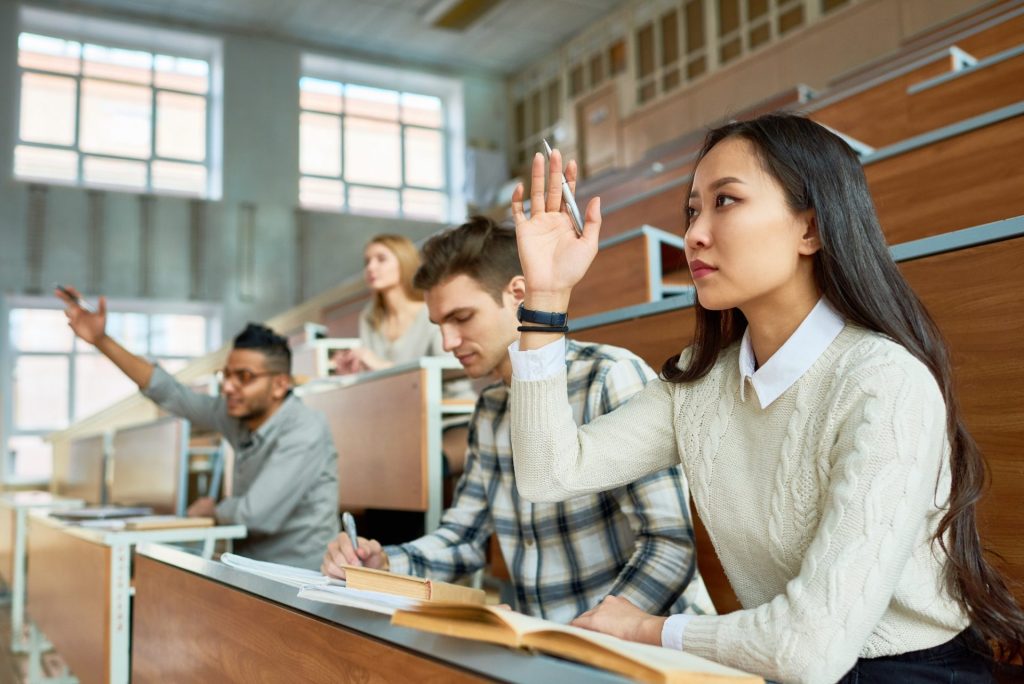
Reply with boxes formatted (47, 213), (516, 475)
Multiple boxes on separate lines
(799, 211), (822, 256)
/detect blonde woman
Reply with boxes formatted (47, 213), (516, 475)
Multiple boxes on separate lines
(335, 234), (444, 374)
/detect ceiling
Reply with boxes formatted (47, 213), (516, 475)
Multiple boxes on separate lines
(29, 0), (625, 74)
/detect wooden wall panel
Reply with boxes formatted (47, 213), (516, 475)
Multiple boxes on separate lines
(303, 370), (428, 511)
(811, 52), (954, 147)
(323, 293), (371, 338)
(900, 236), (1024, 604)
(27, 519), (109, 684)
(571, 306), (696, 375)
(955, 11), (1024, 59)
(690, 500), (742, 614)
(132, 555), (484, 684)
(601, 186), (688, 242)
(907, 53), (1024, 135)
(867, 116), (1024, 244)
(0, 507), (14, 587)
(571, 235), (650, 319)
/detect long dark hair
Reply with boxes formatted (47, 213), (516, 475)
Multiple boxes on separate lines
(662, 113), (1024, 659)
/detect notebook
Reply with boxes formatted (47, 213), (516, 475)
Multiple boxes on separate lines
(75, 515), (214, 531)
(391, 604), (763, 684)
(50, 505), (154, 520)
(297, 584), (423, 615)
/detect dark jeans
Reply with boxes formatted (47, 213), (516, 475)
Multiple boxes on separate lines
(838, 630), (994, 683)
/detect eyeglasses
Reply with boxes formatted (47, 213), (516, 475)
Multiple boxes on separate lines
(216, 368), (281, 387)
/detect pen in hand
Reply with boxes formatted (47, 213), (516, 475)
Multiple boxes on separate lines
(342, 511), (361, 565)
(542, 139), (584, 236)
(54, 283), (95, 313)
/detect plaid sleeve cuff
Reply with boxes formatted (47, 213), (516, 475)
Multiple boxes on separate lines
(662, 613), (695, 650)
(383, 546), (411, 575)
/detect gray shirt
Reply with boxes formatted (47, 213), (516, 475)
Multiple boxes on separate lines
(360, 302), (474, 399)
(358, 301), (444, 364)
(143, 366), (339, 569)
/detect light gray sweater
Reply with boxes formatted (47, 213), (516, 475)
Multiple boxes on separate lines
(510, 325), (968, 684)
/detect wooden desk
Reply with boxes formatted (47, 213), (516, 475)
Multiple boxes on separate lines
(0, 492), (83, 653)
(132, 543), (632, 684)
(26, 513), (245, 684)
(298, 358), (472, 532)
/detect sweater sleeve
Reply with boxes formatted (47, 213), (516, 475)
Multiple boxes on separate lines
(510, 368), (681, 502)
(679, 360), (951, 684)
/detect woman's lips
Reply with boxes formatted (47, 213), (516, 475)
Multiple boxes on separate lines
(688, 259), (718, 280)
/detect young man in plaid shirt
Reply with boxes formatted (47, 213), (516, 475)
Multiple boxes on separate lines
(322, 216), (714, 623)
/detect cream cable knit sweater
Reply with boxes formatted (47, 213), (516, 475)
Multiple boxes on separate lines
(510, 325), (968, 684)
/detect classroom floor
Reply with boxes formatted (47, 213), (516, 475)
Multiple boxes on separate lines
(0, 596), (69, 684)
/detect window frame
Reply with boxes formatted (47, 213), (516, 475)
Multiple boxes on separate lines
(0, 294), (222, 485)
(298, 53), (466, 223)
(13, 7), (223, 199)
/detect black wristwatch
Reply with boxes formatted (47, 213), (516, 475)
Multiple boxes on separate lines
(517, 302), (568, 327)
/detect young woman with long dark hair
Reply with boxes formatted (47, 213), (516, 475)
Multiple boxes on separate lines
(506, 114), (1023, 683)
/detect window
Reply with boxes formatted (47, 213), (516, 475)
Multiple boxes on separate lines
(2, 299), (220, 483)
(298, 78), (449, 222)
(15, 31), (214, 197)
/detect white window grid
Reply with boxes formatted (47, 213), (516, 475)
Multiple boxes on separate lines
(13, 31), (213, 197)
(1, 296), (221, 483)
(298, 79), (450, 219)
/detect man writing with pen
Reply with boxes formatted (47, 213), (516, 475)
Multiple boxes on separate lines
(57, 286), (340, 570)
(322, 215), (715, 623)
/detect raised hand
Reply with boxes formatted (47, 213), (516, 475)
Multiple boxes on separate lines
(55, 285), (107, 346)
(511, 149), (601, 312)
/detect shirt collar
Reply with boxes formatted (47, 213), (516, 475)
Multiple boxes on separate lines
(738, 297), (845, 409)
(241, 393), (298, 448)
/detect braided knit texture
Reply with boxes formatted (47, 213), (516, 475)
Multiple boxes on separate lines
(510, 326), (969, 684)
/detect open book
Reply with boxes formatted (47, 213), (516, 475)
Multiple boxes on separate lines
(220, 553), (340, 588)
(343, 565), (486, 604)
(392, 604), (762, 684)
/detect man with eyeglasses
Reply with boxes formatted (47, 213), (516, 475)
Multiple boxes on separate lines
(57, 286), (339, 569)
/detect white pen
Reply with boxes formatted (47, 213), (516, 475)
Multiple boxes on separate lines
(342, 511), (360, 555)
(542, 139), (584, 236)
(55, 283), (95, 313)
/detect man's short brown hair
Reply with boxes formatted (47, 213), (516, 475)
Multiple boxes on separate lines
(413, 216), (521, 302)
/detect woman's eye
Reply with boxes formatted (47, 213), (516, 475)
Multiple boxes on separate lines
(715, 195), (736, 208)
(686, 206), (699, 221)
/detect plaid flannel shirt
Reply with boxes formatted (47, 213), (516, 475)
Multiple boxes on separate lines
(385, 340), (714, 624)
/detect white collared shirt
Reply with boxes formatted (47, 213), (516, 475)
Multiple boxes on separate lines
(738, 297), (846, 409)
(509, 297), (847, 649)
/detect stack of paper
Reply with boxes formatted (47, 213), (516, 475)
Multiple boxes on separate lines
(220, 553), (340, 588)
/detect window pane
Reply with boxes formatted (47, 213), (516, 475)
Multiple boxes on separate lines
(8, 436), (53, 481)
(10, 309), (75, 352)
(74, 353), (138, 420)
(105, 312), (149, 354)
(150, 314), (207, 356)
(154, 54), (209, 94)
(349, 186), (399, 217)
(346, 84), (399, 121)
(20, 73), (77, 145)
(402, 189), (447, 222)
(718, 0), (740, 35)
(157, 92), (206, 161)
(18, 33), (81, 74)
(81, 79), (152, 158)
(300, 176), (345, 211)
(83, 43), (152, 84)
(152, 161), (206, 195)
(14, 145), (78, 182)
(404, 128), (444, 189)
(83, 156), (147, 190)
(345, 117), (400, 187)
(300, 112), (342, 177)
(13, 356), (69, 430)
(300, 77), (344, 113)
(609, 40), (627, 75)
(685, 0), (706, 52)
(636, 23), (655, 78)
(401, 93), (442, 128)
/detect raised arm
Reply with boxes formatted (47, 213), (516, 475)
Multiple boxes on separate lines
(56, 285), (153, 388)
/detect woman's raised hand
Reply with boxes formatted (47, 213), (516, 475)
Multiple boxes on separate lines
(511, 149), (601, 312)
